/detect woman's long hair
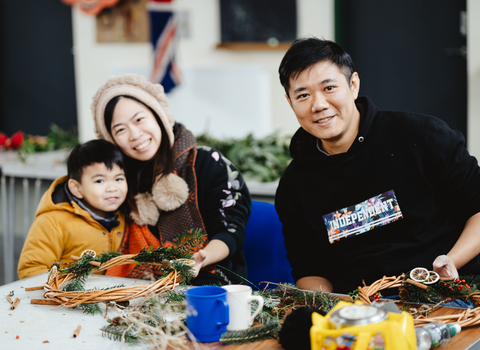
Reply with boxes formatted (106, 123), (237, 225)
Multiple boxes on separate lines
(104, 95), (174, 214)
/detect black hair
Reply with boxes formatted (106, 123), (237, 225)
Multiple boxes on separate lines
(104, 95), (173, 213)
(279, 37), (355, 97)
(67, 139), (125, 182)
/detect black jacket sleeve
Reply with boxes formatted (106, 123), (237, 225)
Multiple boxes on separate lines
(194, 146), (251, 258)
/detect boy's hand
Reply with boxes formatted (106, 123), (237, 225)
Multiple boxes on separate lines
(192, 250), (207, 277)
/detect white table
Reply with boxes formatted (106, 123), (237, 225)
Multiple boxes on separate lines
(0, 273), (155, 350)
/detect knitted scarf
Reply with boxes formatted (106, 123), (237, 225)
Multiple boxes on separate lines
(106, 124), (208, 279)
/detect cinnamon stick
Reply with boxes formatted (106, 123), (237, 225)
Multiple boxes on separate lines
(31, 299), (61, 305)
(70, 255), (101, 267)
(25, 286), (45, 291)
(10, 298), (20, 310)
(405, 278), (430, 290)
(6, 295), (13, 304)
(73, 325), (81, 338)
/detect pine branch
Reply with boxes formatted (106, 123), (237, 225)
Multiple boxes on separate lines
(220, 320), (280, 345)
(164, 290), (186, 304)
(173, 228), (207, 254)
(101, 325), (140, 343)
(79, 302), (102, 315)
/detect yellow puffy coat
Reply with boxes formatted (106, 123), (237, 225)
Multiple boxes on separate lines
(17, 176), (125, 279)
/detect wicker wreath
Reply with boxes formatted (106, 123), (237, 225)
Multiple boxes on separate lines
(41, 253), (194, 308)
(357, 274), (480, 328)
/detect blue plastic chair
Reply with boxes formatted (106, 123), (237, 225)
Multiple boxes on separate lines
(243, 201), (294, 289)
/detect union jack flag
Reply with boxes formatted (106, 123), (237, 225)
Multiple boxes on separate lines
(149, 3), (181, 93)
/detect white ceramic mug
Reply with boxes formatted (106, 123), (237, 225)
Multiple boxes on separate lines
(222, 285), (264, 331)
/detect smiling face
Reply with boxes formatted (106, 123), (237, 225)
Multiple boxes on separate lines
(110, 97), (162, 162)
(68, 163), (127, 218)
(287, 60), (361, 155)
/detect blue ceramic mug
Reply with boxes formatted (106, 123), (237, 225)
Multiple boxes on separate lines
(185, 286), (229, 342)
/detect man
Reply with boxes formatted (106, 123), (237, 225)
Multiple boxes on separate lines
(275, 37), (480, 294)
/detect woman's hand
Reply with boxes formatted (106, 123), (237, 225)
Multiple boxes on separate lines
(433, 255), (459, 279)
(190, 240), (229, 278)
(192, 250), (207, 277)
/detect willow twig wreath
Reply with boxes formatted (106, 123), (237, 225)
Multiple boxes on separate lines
(353, 269), (480, 328)
(30, 229), (205, 310)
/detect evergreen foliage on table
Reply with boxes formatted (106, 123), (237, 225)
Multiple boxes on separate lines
(220, 319), (281, 345)
(18, 123), (79, 161)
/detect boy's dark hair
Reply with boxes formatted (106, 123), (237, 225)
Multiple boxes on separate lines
(67, 139), (125, 182)
(279, 37), (356, 97)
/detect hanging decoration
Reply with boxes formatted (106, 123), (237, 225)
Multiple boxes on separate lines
(96, 0), (150, 43)
(148, 0), (182, 93)
(60, 0), (121, 16)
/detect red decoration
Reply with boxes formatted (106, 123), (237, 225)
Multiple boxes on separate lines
(7, 131), (23, 149)
(60, 0), (121, 16)
(0, 133), (7, 147)
(1, 131), (24, 150)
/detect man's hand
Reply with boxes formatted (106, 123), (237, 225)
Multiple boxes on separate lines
(296, 276), (333, 293)
(433, 255), (459, 279)
(192, 250), (207, 277)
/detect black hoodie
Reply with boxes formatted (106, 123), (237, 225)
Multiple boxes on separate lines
(275, 97), (480, 294)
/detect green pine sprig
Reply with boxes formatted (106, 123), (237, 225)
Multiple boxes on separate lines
(255, 283), (341, 323)
(220, 319), (281, 345)
(101, 325), (140, 343)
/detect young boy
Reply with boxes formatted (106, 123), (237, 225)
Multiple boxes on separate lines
(18, 139), (128, 279)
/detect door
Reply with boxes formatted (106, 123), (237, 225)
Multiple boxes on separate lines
(0, 0), (77, 137)
(336, 0), (467, 140)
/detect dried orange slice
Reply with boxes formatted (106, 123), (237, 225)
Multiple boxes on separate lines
(424, 271), (440, 284)
(80, 249), (96, 258)
(410, 267), (429, 282)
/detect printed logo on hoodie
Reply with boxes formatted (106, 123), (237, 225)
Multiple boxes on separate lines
(323, 190), (403, 244)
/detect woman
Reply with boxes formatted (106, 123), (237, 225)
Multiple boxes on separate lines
(91, 74), (251, 285)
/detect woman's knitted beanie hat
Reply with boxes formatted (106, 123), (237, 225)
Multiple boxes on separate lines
(91, 74), (175, 147)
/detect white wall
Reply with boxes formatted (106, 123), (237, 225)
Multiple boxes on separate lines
(72, 1), (480, 158)
(467, 0), (480, 158)
(73, 0), (334, 142)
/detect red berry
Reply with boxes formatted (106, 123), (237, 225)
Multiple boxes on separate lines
(458, 287), (462, 290)
(16, 335), (19, 339)
(462, 280), (466, 283)
(449, 286), (452, 289)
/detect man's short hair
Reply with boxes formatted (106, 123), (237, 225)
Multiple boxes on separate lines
(67, 139), (125, 182)
(279, 37), (356, 97)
